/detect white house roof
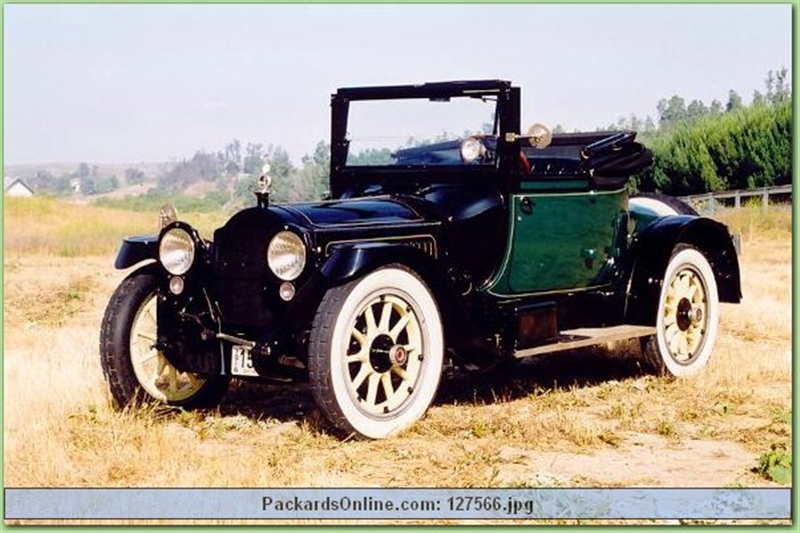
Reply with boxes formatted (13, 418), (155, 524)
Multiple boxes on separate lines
(4, 176), (34, 195)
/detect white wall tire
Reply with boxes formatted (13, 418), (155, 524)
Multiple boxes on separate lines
(642, 245), (720, 377)
(309, 265), (444, 439)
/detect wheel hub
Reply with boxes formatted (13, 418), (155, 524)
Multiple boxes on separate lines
(369, 334), (395, 374)
(369, 334), (408, 373)
(389, 345), (408, 366)
(676, 298), (694, 331)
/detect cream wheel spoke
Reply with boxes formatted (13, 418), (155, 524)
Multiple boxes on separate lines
(167, 365), (179, 394)
(378, 300), (393, 332)
(351, 363), (372, 391)
(392, 365), (410, 381)
(666, 324), (682, 353)
(678, 335), (690, 359)
(186, 373), (201, 389)
(351, 328), (367, 347)
(380, 373), (395, 404)
(347, 348), (368, 364)
(364, 303), (378, 336)
(135, 348), (158, 364)
(155, 353), (167, 378)
(365, 373), (380, 407)
(136, 332), (156, 343)
(389, 314), (412, 341)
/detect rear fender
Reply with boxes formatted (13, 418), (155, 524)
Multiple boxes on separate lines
(625, 216), (741, 325)
(114, 234), (159, 269)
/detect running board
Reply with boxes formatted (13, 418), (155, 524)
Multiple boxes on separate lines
(514, 324), (656, 359)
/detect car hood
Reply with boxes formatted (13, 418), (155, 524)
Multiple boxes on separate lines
(275, 196), (426, 229)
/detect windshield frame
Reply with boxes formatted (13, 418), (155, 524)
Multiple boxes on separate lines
(329, 80), (521, 197)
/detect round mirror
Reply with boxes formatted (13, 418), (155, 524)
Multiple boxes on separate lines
(527, 123), (553, 149)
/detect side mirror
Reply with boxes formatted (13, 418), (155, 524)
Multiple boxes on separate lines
(526, 123), (553, 149)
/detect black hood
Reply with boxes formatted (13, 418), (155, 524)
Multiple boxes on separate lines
(275, 196), (424, 229)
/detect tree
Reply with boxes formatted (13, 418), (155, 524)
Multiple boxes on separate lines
(726, 90), (743, 112)
(221, 139), (242, 176)
(243, 142), (266, 175)
(263, 145), (295, 202)
(76, 162), (91, 179)
(657, 96), (687, 127)
(686, 99), (708, 121)
(766, 67), (790, 105)
(299, 140), (331, 199)
(125, 168), (146, 185)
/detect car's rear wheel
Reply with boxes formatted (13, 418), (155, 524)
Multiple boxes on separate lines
(641, 245), (720, 377)
(309, 265), (444, 439)
(100, 270), (229, 409)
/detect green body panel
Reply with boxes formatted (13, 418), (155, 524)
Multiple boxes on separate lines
(519, 178), (591, 192)
(485, 186), (629, 296)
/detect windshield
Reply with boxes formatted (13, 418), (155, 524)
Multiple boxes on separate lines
(345, 96), (497, 167)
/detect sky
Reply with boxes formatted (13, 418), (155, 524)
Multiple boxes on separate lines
(3, 3), (794, 166)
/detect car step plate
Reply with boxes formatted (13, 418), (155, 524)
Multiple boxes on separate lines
(231, 345), (259, 377)
(514, 324), (656, 359)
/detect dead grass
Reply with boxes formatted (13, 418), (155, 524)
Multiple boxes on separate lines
(3, 196), (227, 257)
(2, 204), (792, 500)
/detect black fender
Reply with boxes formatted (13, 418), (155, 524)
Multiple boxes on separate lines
(320, 242), (446, 288)
(625, 215), (741, 325)
(319, 241), (466, 345)
(114, 234), (159, 269)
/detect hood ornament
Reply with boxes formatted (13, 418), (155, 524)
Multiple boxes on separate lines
(254, 163), (272, 208)
(158, 203), (179, 229)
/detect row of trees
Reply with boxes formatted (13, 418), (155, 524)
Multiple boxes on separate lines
(23, 162), (122, 197)
(17, 69), (791, 206)
(636, 68), (792, 195)
(637, 99), (791, 195)
(598, 67), (790, 134)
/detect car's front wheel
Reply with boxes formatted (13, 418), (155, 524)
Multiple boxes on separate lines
(641, 245), (720, 377)
(309, 265), (444, 439)
(100, 270), (229, 409)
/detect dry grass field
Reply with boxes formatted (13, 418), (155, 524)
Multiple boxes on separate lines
(2, 198), (792, 520)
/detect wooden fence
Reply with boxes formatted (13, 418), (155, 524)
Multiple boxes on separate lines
(680, 184), (792, 215)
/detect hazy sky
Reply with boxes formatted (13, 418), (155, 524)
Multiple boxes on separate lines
(3, 3), (793, 165)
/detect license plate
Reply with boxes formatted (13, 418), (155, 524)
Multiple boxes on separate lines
(231, 345), (259, 377)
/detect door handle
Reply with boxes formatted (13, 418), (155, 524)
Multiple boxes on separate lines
(520, 197), (534, 215)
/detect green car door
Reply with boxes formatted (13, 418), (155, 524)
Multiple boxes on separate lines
(486, 180), (628, 297)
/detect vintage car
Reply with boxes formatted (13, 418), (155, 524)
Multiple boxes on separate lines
(100, 80), (741, 439)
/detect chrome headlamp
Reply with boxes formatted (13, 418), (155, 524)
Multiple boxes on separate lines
(460, 137), (487, 163)
(267, 231), (306, 281)
(159, 227), (196, 276)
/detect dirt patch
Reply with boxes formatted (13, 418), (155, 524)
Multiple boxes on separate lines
(496, 433), (768, 487)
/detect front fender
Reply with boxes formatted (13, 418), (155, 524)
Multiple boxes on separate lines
(625, 216), (741, 325)
(114, 234), (158, 269)
(320, 242), (442, 286)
